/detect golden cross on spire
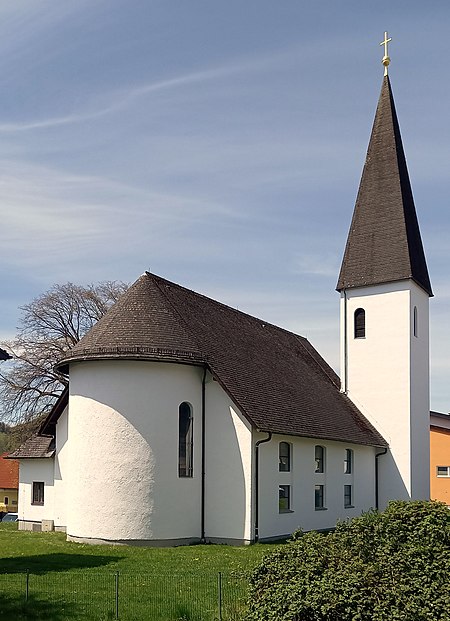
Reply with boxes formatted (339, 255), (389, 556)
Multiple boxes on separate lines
(380, 31), (392, 76)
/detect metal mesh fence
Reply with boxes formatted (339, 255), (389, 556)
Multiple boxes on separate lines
(0, 570), (249, 620)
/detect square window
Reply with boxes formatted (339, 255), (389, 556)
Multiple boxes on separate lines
(437, 466), (450, 478)
(344, 484), (353, 507)
(32, 482), (44, 505)
(279, 485), (291, 513)
(315, 484), (325, 509)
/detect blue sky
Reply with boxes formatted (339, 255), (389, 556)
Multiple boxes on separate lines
(1, 1), (449, 411)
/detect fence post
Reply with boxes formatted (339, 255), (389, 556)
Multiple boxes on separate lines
(25, 569), (29, 602)
(115, 571), (119, 620)
(218, 571), (222, 621)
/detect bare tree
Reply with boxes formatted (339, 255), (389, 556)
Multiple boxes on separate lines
(0, 281), (128, 422)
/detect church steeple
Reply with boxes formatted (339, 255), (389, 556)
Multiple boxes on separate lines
(337, 74), (432, 296)
(338, 44), (431, 507)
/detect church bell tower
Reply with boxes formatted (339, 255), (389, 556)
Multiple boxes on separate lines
(337, 34), (432, 507)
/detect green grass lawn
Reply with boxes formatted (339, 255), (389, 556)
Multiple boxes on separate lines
(0, 523), (276, 620)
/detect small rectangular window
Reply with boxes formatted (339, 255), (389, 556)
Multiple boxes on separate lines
(344, 484), (353, 507)
(279, 485), (291, 513)
(279, 442), (291, 472)
(4, 497), (9, 505)
(437, 466), (450, 478)
(315, 484), (325, 510)
(32, 482), (44, 505)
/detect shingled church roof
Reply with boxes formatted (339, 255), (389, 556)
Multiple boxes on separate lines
(337, 76), (432, 296)
(56, 272), (386, 447)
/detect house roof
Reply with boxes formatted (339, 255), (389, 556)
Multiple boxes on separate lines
(7, 435), (55, 459)
(337, 76), (432, 296)
(0, 452), (19, 488)
(56, 272), (386, 447)
(0, 348), (11, 361)
(430, 411), (450, 431)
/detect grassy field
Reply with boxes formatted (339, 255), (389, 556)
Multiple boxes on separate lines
(0, 523), (276, 620)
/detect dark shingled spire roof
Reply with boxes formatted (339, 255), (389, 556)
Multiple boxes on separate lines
(337, 76), (432, 296)
(56, 272), (386, 447)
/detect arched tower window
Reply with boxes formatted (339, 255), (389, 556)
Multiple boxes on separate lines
(178, 402), (193, 477)
(354, 308), (365, 339)
(413, 306), (418, 337)
(279, 442), (291, 472)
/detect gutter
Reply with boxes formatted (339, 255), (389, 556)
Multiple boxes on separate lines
(254, 431), (272, 542)
(375, 447), (388, 509)
(201, 366), (207, 542)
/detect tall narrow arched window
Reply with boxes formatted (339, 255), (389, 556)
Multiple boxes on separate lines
(413, 306), (418, 337)
(279, 442), (291, 472)
(315, 445), (325, 473)
(344, 448), (353, 474)
(178, 402), (193, 477)
(354, 308), (365, 339)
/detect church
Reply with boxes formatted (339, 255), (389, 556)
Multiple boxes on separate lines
(10, 43), (432, 545)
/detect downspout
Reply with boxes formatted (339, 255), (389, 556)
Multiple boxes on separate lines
(201, 366), (207, 542)
(375, 448), (388, 510)
(254, 431), (272, 542)
(343, 289), (348, 393)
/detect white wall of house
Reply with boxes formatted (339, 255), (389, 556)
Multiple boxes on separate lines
(53, 406), (69, 530)
(340, 280), (430, 507)
(257, 433), (376, 539)
(67, 360), (204, 543)
(203, 376), (253, 543)
(18, 459), (54, 525)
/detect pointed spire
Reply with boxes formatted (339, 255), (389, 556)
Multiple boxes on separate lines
(337, 75), (432, 296)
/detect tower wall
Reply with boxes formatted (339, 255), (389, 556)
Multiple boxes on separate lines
(340, 280), (429, 506)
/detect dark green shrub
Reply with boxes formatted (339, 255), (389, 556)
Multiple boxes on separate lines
(247, 500), (450, 620)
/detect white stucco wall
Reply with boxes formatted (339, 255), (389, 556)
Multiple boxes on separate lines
(203, 377), (253, 542)
(257, 434), (376, 539)
(67, 360), (204, 543)
(53, 406), (69, 529)
(340, 281), (430, 506)
(18, 459), (54, 525)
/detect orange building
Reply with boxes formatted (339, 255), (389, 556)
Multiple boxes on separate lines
(0, 452), (19, 514)
(430, 412), (450, 507)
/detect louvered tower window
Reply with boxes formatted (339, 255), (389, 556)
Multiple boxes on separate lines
(354, 308), (365, 338)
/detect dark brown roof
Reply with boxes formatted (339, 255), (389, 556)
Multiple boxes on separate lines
(337, 76), (432, 296)
(8, 434), (55, 459)
(56, 272), (386, 447)
(0, 348), (11, 361)
(39, 388), (69, 437)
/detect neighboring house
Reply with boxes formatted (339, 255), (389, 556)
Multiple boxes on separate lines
(0, 348), (11, 361)
(0, 452), (19, 514)
(430, 411), (450, 507)
(11, 68), (433, 545)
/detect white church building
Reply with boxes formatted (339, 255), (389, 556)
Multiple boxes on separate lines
(10, 65), (432, 545)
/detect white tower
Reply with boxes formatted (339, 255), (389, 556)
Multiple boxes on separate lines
(337, 64), (432, 507)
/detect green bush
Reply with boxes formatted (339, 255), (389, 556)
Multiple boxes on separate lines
(246, 500), (450, 621)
